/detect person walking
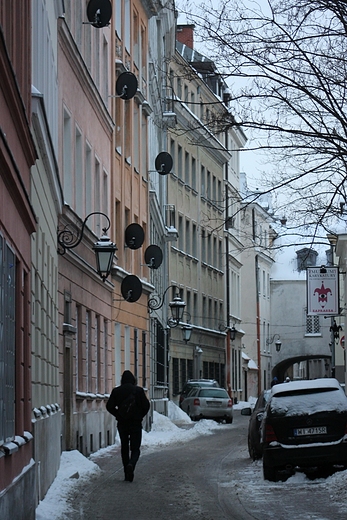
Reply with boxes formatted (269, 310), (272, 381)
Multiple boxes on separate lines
(106, 370), (150, 482)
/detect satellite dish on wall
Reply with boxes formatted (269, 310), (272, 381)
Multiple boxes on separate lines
(86, 0), (112, 28)
(155, 152), (173, 175)
(125, 223), (145, 250)
(144, 245), (163, 269)
(116, 72), (138, 100)
(121, 275), (143, 303)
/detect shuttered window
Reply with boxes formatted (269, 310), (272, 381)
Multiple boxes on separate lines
(0, 237), (16, 444)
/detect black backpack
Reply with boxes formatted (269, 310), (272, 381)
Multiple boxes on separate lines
(116, 389), (137, 420)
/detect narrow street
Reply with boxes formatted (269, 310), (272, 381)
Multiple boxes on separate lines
(60, 412), (347, 520)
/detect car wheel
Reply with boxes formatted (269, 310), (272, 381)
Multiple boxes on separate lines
(248, 436), (257, 461)
(226, 417), (233, 424)
(263, 463), (279, 482)
(187, 407), (195, 421)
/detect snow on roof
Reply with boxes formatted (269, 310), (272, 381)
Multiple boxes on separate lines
(242, 351), (258, 370)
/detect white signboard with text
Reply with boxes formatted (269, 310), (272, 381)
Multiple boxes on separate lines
(307, 267), (339, 316)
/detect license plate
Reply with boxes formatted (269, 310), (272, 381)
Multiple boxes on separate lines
(206, 400), (222, 406)
(294, 426), (327, 436)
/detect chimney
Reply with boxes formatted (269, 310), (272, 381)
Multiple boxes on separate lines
(176, 24), (195, 49)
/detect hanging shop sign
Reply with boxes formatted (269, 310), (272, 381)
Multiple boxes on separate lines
(307, 266), (339, 316)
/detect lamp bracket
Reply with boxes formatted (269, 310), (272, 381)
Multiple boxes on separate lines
(148, 284), (176, 312)
(58, 212), (111, 255)
(266, 333), (281, 346)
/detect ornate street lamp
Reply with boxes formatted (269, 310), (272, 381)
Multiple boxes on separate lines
(182, 323), (193, 343)
(57, 212), (117, 282)
(230, 325), (237, 341)
(148, 285), (186, 328)
(266, 333), (282, 352)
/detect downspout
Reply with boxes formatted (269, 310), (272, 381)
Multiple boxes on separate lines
(255, 254), (261, 394)
(225, 126), (232, 396)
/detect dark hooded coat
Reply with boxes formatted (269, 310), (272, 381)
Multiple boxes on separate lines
(106, 370), (150, 424)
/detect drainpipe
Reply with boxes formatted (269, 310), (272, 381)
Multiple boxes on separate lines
(255, 255), (261, 395)
(225, 126), (232, 396)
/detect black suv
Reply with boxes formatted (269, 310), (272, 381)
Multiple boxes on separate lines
(261, 378), (347, 482)
(179, 379), (220, 408)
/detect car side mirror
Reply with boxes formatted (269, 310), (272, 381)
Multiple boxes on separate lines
(241, 407), (252, 416)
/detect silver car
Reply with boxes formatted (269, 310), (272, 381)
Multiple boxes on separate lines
(181, 386), (233, 423)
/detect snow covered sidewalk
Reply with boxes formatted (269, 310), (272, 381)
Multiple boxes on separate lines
(36, 401), (228, 519)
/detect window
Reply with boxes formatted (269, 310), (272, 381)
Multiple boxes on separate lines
(95, 315), (100, 393)
(142, 331), (147, 388)
(306, 314), (320, 334)
(0, 238), (16, 444)
(201, 165), (206, 197)
(178, 215), (184, 251)
(85, 143), (92, 215)
(133, 11), (139, 67)
(134, 328), (138, 378)
(177, 145), (182, 180)
(191, 91), (195, 114)
(124, 0), (130, 51)
(185, 151), (190, 185)
(173, 358), (179, 395)
(207, 170), (211, 200)
(191, 157), (196, 190)
(63, 109), (72, 205)
(103, 319), (108, 394)
(212, 175), (217, 203)
(185, 219), (190, 254)
(201, 229), (206, 263)
(115, 0), (121, 38)
(86, 310), (91, 392)
(213, 236), (217, 267)
(156, 320), (165, 386)
(75, 126), (83, 214)
(177, 77), (182, 100)
(192, 223), (197, 258)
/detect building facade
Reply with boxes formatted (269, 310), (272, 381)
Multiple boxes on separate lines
(147, 2), (176, 413)
(0, 2), (37, 517)
(240, 173), (277, 395)
(271, 243), (332, 382)
(167, 26), (245, 402)
(31, 0), (63, 504)
(57, 2), (116, 455)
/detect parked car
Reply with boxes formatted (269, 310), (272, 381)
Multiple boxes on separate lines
(179, 379), (220, 408)
(261, 378), (347, 482)
(181, 386), (233, 423)
(241, 390), (271, 460)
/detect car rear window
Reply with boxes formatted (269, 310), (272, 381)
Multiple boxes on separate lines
(199, 389), (228, 398)
(269, 387), (347, 417)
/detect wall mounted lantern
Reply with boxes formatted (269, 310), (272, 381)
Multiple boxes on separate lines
(148, 285), (186, 328)
(57, 212), (117, 282)
(230, 325), (237, 342)
(266, 333), (282, 352)
(182, 324), (193, 343)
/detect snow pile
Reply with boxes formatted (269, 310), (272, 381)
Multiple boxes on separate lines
(36, 450), (101, 520)
(142, 408), (225, 447)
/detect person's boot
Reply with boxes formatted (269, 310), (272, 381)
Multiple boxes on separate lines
(125, 463), (134, 482)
